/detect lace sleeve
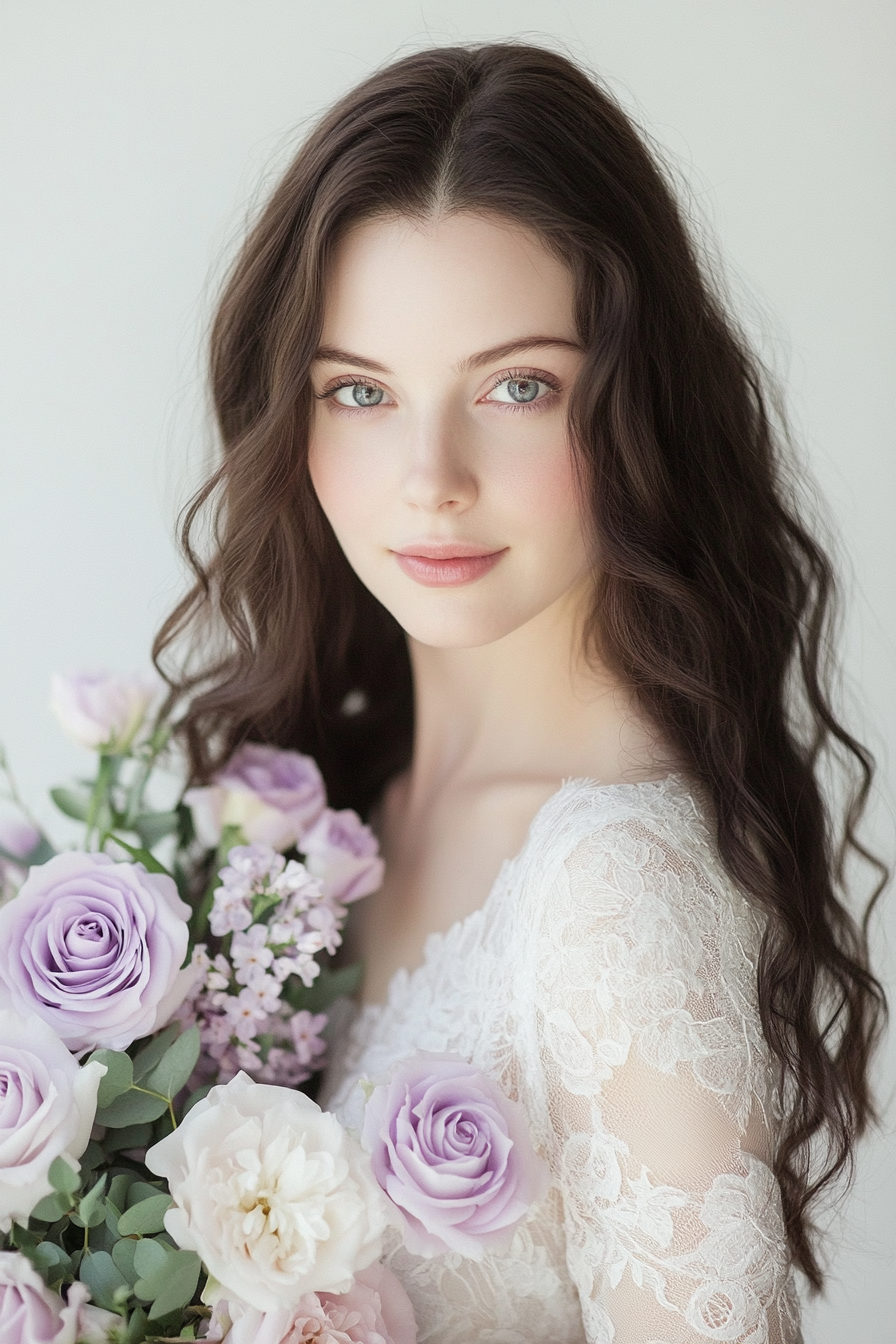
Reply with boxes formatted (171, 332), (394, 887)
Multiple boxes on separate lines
(528, 812), (801, 1344)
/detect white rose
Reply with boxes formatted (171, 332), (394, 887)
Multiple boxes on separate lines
(49, 670), (162, 752)
(0, 1253), (117, 1344)
(0, 1011), (106, 1231)
(146, 1071), (390, 1312)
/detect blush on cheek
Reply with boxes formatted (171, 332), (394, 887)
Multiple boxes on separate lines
(491, 437), (584, 537)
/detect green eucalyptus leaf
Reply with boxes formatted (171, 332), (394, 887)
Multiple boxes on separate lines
(87, 1220), (118, 1254)
(78, 1139), (104, 1172)
(89, 1049), (134, 1107)
(75, 1174), (108, 1229)
(95, 1089), (168, 1128)
(50, 785), (91, 821)
(104, 1121), (153, 1153)
(116, 1193), (172, 1237)
(29, 1192), (70, 1222)
(131, 1024), (181, 1083)
(122, 1303), (148, 1343)
(111, 1237), (140, 1286)
(132, 810), (179, 847)
(32, 1241), (70, 1272)
(142, 1026), (200, 1101)
(145, 1249), (201, 1320)
(48, 1156), (80, 1198)
(132, 1236), (169, 1289)
(126, 1181), (165, 1207)
(9, 1222), (40, 1253)
(108, 1173), (135, 1212)
(79, 1249), (130, 1313)
(34, 1241), (72, 1291)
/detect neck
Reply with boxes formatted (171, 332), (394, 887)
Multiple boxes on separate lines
(403, 581), (669, 813)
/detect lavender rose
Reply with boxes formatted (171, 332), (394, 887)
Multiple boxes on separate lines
(0, 1253), (116, 1344)
(49, 669), (161, 752)
(302, 809), (385, 905)
(0, 1011), (105, 1230)
(363, 1053), (551, 1260)
(185, 744), (326, 852)
(0, 851), (193, 1053)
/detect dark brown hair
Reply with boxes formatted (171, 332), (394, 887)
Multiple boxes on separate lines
(154, 42), (886, 1286)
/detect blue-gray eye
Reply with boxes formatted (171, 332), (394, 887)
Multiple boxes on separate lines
(488, 377), (547, 405)
(331, 382), (387, 407)
(351, 383), (384, 406)
(507, 379), (539, 403)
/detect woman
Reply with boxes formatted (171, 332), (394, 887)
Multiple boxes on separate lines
(155, 44), (885, 1343)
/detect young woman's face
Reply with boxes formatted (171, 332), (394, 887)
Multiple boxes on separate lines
(308, 212), (591, 649)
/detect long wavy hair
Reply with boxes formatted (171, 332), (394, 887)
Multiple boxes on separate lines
(153, 42), (886, 1286)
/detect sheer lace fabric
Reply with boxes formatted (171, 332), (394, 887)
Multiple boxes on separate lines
(321, 777), (802, 1344)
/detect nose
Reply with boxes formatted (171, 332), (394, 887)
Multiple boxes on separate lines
(399, 410), (478, 514)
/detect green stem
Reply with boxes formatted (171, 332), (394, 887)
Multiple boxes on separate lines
(123, 735), (166, 828)
(131, 1083), (177, 1129)
(85, 755), (115, 850)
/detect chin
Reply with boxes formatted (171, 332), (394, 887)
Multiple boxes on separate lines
(380, 591), (548, 650)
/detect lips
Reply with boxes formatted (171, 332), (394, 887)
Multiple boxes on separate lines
(391, 542), (507, 587)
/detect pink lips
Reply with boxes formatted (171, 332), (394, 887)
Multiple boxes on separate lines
(391, 541), (507, 587)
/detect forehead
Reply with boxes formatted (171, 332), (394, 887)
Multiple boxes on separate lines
(320, 212), (577, 365)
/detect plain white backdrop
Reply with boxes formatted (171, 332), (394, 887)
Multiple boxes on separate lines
(1, 3), (894, 1337)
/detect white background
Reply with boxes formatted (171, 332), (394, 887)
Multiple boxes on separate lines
(1, 3), (893, 1336)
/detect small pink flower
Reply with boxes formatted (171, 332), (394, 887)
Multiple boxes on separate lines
(232, 925), (275, 984)
(290, 1011), (328, 1067)
(251, 976), (283, 1013)
(224, 990), (268, 1042)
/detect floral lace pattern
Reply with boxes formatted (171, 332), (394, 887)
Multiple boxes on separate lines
(321, 777), (802, 1344)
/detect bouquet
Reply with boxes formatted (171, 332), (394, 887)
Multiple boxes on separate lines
(0, 672), (550, 1343)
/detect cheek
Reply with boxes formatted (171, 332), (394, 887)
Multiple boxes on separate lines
(489, 433), (588, 558)
(307, 424), (385, 545)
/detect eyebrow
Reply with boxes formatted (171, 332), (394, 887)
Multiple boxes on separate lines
(313, 335), (582, 377)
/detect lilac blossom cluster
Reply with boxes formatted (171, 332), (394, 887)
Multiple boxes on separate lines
(189, 843), (344, 1086)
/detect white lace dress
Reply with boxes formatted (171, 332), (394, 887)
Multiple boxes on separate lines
(320, 776), (803, 1344)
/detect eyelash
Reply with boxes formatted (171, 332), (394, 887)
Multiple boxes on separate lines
(485, 367), (562, 413)
(317, 368), (563, 415)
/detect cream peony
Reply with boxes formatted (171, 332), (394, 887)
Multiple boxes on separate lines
(0, 1011), (106, 1232)
(146, 1072), (390, 1312)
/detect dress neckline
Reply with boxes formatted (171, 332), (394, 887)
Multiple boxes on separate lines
(357, 771), (690, 1016)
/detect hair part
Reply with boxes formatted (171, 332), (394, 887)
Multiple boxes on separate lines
(153, 41), (887, 1287)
